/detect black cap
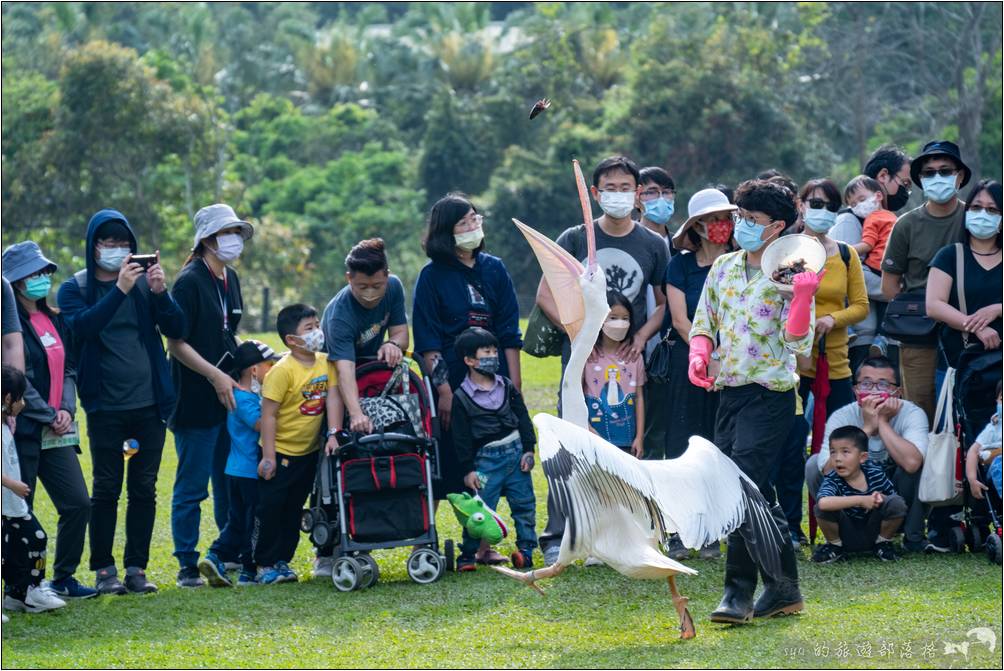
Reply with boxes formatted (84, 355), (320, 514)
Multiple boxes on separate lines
(229, 340), (281, 378)
(910, 140), (971, 189)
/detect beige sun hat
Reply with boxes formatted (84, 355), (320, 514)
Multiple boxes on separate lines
(671, 188), (738, 252)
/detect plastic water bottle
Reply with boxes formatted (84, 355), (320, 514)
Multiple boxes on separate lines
(122, 439), (139, 461)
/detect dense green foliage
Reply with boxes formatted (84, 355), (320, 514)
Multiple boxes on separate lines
(2, 2), (1001, 318)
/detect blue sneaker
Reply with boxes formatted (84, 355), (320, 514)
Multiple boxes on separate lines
(236, 570), (259, 586)
(197, 552), (233, 588)
(258, 566), (282, 585)
(275, 560), (298, 583)
(48, 576), (98, 600)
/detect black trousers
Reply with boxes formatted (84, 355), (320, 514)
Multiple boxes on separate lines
(211, 475), (258, 572)
(15, 438), (90, 582)
(664, 340), (720, 460)
(86, 406), (166, 571)
(252, 451), (318, 568)
(2, 513), (47, 598)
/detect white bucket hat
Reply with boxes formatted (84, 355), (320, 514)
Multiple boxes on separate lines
(671, 188), (737, 251)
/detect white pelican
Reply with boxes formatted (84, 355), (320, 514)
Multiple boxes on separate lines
(493, 161), (786, 639)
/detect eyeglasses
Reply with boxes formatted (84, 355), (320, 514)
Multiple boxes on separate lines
(732, 210), (773, 226)
(96, 240), (130, 250)
(806, 198), (832, 210)
(969, 205), (1002, 217)
(455, 213), (483, 232)
(919, 167), (958, 179)
(26, 270), (52, 279)
(639, 188), (675, 201)
(856, 380), (897, 392)
(597, 187), (638, 194)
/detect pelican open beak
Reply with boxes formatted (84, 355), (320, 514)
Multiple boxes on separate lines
(572, 159), (597, 271)
(513, 219), (586, 343)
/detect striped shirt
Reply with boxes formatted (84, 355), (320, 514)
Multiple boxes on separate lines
(817, 460), (897, 520)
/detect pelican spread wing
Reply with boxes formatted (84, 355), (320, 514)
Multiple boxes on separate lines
(535, 414), (785, 579)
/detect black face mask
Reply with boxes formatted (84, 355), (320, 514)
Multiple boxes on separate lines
(886, 184), (911, 212)
(474, 356), (500, 376)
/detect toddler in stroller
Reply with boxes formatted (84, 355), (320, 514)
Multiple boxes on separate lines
(963, 381), (1002, 564)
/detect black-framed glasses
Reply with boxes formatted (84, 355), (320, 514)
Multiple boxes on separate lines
(732, 210), (772, 226)
(597, 187), (638, 194)
(919, 167), (958, 179)
(856, 380), (897, 392)
(969, 205), (1002, 217)
(639, 187), (675, 201)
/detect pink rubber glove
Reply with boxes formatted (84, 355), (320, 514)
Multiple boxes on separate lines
(688, 335), (715, 390)
(786, 269), (826, 338)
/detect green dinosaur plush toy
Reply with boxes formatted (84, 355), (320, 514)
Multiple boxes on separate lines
(446, 492), (508, 545)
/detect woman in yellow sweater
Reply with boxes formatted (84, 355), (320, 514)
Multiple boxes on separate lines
(796, 178), (870, 416)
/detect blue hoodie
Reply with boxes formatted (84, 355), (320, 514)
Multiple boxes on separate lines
(56, 209), (186, 421)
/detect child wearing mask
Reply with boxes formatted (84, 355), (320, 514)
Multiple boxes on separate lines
(583, 292), (646, 457)
(199, 340), (280, 587)
(845, 176), (896, 297)
(2, 365), (66, 614)
(450, 327), (537, 571)
(254, 304), (343, 585)
(966, 382), (1002, 500)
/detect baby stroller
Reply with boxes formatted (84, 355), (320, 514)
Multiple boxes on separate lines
(948, 347), (1002, 562)
(301, 356), (456, 590)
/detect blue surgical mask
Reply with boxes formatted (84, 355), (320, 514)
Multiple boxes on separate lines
(920, 174), (958, 204)
(734, 216), (768, 252)
(20, 275), (51, 300)
(643, 197), (674, 226)
(965, 210), (1002, 240)
(803, 208), (837, 233)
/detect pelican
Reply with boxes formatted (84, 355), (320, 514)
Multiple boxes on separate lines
(493, 161), (786, 639)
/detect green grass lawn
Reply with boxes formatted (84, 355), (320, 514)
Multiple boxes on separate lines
(3, 337), (1002, 668)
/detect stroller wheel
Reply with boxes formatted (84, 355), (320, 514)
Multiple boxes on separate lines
(311, 521), (333, 548)
(444, 539), (455, 573)
(357, 553), (379, 589)
(949, 526), (966, 553)
(407, 548), (444, 585)
(987, 534), (1003, 565)
(301, 509), (316, 534)
(969, 526), (984, 554)
(332, 556), (362, 592)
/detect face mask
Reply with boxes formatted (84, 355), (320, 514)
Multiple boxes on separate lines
(355, 288), (383, 305)
(965, 210), (1002, 240)
(602, 318), (630, 342)
(803, 208), (838, 233)
(996, 401), (1002, 419)
(295, 328), (325, 353)
(642, 198), (674, 226)
(856, 390), (891, 405)
(474, 355), (500, 376)
(886, 185), (910, 211)
(97, 247), (130, 272)
(701, 219), (734, 245)
(454, 226), (485, 251)
(212, 233), (244, 262)
(599, 191), (636, 219)
(851, 196), (880, 220)
(920, 174), (958, 204)
(734, 216), (768, 252)
(20, 275), (51, 300)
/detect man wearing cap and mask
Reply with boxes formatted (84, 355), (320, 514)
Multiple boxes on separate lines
(881, 140), (970, 424)
(166, 203), (254, 588)
(58, 209), (186, 595)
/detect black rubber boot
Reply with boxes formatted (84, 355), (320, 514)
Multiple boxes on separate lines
(709, 533), (757, 624)
(753, 504), (804, 618)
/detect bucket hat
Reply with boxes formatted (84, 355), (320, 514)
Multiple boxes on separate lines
(193, 203), (254, 250)
(672, 188), (737, 251)
(910, 140), (971, 189)
(1, 241), (58, 284)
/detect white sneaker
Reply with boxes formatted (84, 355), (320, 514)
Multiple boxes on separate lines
(10, 586), (67, 612)
(312, 556), (334, 579)
(583, 556), (605, 567)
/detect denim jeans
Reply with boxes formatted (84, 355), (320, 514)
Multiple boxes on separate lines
(460, 438), (537, 556)
(170, 423), (231, 568)
(989, 456), (1003, 497)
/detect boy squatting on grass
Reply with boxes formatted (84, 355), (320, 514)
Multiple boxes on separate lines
(449, 327), (538, 572)
(813, 425), (907, 564)
(255, 304), (343, 585)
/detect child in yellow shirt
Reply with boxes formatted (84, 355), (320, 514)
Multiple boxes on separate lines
(254, 304), (343, 584)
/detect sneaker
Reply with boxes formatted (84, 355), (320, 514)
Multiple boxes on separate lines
(583, 556), (604, 567)
(869, 335), (888, 358)
(542, 546), (560, 567)
(236, 570), (259, 586)
(23, 585), (67, 612)
(456, 554), (477, 572)
(274, 561), (298, 583)
(124, 570), (158, 594)
(874, 541), (897, 562)
(48, 576), (98, 599)
(510, 549), (534, 569)
(197, 553), (233, 588)
(924, 540), (951, 554)
(258, 566), (281, 585)
(222, 560), (242, 572)
(176, 566), (205, 588)
(811, 543), (845, 564)
(666, 534), (690, 560)
(475, 549), (508, 565)
(698, 541), (721, 560)
(312, 556), (334, 579)
(902, 538), (927, 554)
(795, 530), (810, 547)
(95, 569), (129, 596)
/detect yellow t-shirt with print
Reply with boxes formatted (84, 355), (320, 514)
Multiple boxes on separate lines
(261, 352), (336, 457)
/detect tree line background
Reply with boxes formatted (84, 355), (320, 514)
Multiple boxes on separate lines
(2, 2), (1001, 326)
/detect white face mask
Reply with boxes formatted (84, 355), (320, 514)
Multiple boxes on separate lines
(250, 376), (262, 395)
(97, 247), (130, 272)
(599, 191), (636, 219)
(602, 318), (630, 342)
(212, 233), (244, 262)
(454, 226), (484, 251)
(851, 195), (880, 220)
(295, 328), (325, 353)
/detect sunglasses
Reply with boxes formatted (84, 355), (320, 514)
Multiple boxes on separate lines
(919, 167), (958, 179)
(806, 198), (834, 210)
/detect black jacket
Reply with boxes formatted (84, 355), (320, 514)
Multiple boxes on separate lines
(449, 377), (535, 474)
(15, 304), (77, 444)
